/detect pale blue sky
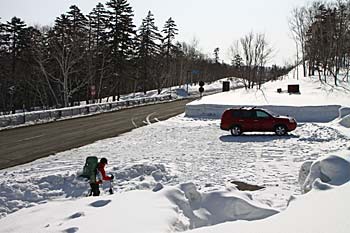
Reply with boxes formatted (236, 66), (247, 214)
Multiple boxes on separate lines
(0, 0), (312, 65)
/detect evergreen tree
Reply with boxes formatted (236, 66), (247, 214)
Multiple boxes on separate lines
(2, 17), (28, 112)
(158, 17), (178, 92)
(5, 17), (27, 78)
(106, 0), (136, 101)
(214, 47), (220, 63)
(233, 54), (243, 67)
(0, 18), (8, 51)
(136, 11), (162, 94)
(88, 3), (108, 50)
(161, 17), (178, 60)
(87, 3), (109, 102)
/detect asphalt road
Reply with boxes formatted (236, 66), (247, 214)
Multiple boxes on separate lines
(0, 99), (194, 170)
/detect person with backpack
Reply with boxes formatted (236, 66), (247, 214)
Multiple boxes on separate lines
(81, 156), (114, 196)
(90, 157), (114, 196)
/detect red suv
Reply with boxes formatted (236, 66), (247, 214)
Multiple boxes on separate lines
(220, 107), (297, 136)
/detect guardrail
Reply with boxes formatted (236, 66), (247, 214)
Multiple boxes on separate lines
(0, 95), (173, 128)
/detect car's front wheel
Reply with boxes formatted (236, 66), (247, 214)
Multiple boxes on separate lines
(230, 125), (242, 136)
(275, 125), (287, 136)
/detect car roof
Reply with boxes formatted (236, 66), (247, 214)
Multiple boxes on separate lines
(230, 107), (263, 111)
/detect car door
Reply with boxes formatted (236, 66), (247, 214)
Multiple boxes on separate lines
(239, 110), (257, 131)
(255, 110), (274, 131)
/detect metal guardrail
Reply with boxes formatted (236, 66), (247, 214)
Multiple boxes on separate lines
(0, 95), (173, 128)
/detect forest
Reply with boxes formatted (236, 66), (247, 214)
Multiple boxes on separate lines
(289, 0), (350, 84)
(0, 0), (291, 114)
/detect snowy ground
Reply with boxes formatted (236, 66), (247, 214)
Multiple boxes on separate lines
(0, 69), (350, 232)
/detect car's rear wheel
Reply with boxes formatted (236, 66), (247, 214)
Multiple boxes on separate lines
(230, 125), (242, 136)
(275, 125), (287, 136)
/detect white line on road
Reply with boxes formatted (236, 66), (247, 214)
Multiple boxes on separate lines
(146, 112), (156, 125)
(131, 118), (138, 128)
(16, 134), (45, 143)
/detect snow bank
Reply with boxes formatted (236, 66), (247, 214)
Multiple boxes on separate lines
(190, 182), (350, 233)
(186, 74), (350, 122)
(186, 104), (350, 122)
(0, 162), (176, 218)
(299, 150), (350, 193)
(164, 183), (278, 229)
(0, 182), (278, 233)
(0, 95), (172, 128)
(339, 114), (350, 128)
(189, 150), (350, 233)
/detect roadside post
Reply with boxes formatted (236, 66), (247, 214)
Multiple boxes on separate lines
(199, 81), (204, 98)
(90, 85), (96, 103)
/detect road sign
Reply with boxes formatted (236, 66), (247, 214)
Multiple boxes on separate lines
(192, 70), (200, 75)
(90, 85), (96, 97)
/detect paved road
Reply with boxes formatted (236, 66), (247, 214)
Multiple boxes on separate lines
(0, 99), (194, 170)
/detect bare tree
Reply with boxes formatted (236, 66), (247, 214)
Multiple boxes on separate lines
(240, 32), (273, 89)
(289, 7), (308, 77)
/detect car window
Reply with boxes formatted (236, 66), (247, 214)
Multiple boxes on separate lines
(241, 110), (253, 118)
(256, 110), (270, 118)
(232, 110), (251, 118)
(232, 110), (241, 118)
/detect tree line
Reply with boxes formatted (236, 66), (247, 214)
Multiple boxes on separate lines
(289, 0), (350, 85)
(228, 32), (292, 90)
(0, 0), (290, 114)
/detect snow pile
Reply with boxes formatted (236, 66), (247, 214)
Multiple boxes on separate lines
(0, 162), (176, 218)
(339, 114), (350, 128)
(186, 74), (350, 122)
(112, 163), (176, 192)
(165, 183), (278, 229)
(188, 150), (350, 233)
(299, 150), (350, 193)
(0, 183), (278, 233)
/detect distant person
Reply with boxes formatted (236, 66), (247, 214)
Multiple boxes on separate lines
(90, 157), (114, 196)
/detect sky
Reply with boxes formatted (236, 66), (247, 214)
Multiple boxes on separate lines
(0, 0), (312, 65)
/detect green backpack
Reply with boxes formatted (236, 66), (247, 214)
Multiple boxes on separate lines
(80, 156), (98, 182)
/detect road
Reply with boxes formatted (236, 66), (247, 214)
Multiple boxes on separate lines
(0, 99), (194, 170)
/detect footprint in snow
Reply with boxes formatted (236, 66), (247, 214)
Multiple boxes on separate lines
(63, 227), (79, 233)
(68, 212), (85, 219)
(89, 200), (111, 208)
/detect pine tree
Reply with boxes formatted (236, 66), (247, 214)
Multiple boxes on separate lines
(88, 3), (108, 50)
(5, 17), (27, 79)
(87, 3), (109, 102)
(0, 18), (8, 52)
(136, 11), (162, 94)
(159, 17), (178, 92)
(233, 54), (243, 67)
(214, 47), (220, 63)
(106, 0), (136, 101)
(161, 17), (178, 60)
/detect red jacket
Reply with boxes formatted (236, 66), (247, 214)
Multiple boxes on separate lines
(96, 162), (112, 184)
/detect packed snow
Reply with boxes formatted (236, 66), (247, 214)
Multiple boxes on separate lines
(0, 69), (350, 233)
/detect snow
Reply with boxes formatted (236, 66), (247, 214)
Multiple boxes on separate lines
(186, 73), (350, 122)
(190, 176), (350, 233)
(0, 67), (350, 232)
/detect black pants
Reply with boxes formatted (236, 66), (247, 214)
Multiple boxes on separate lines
(90, 183), (100, 196)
